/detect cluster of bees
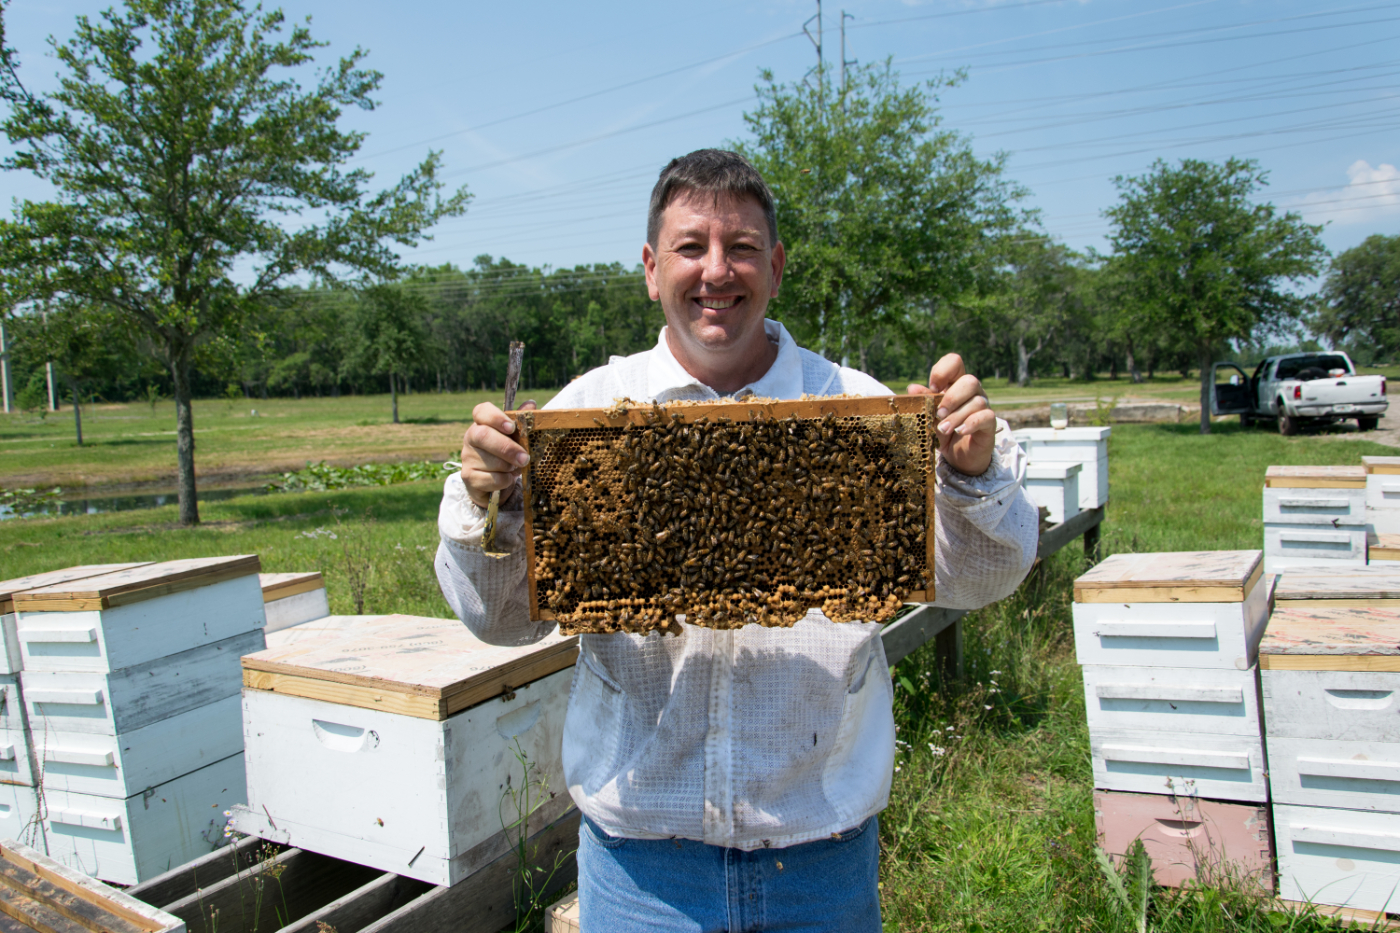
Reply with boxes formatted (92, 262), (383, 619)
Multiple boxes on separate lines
(524, 403), (934, 636)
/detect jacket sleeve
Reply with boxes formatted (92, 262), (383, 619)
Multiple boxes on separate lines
(929, 419), (1039, 610)
(434, 472), (556, 646)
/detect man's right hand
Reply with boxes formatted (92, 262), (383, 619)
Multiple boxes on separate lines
(461, 400), (537, 508)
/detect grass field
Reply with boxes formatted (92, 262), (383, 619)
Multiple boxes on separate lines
(2, 415), (1398, 931)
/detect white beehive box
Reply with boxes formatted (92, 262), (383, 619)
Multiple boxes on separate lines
(1366, 456), (1400, 536)
(0, 784), (41, 849)
(1264, 466), (1370, 574)
(1262, 487), (1367, 526)
(1090, 727), (1267, 801)
(1274, 803), (1400, 913)
(1263, 525), (1368, 567)
(43, 752), (246, 886)
(13, 557), (265, 673)
(0, 565), (149, 675)
(1081, 665), (1261, 736)
(22, 628), (264, 735)
(35, 695), (243, 798)
(259, 572), (330, 634)
(230, 614), (579, 886)
(1267, 736), (1400, 811)
(1072, 551), (1268, 671)
(1012, 426), (1109, 509)
(1024, 463), (1080, 525)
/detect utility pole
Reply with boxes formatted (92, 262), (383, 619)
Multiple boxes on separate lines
(803, 0), (823, 100)
(0, 319), (11, 414)
(840, 10), (856, 101)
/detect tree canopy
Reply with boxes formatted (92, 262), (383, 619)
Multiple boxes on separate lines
(1103, 157), (1328, 434)
(1315, 233), (1400, 364)
(0, 0), (468, 522)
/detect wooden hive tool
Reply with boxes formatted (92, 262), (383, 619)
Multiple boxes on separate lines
(482, 340), (525, 558)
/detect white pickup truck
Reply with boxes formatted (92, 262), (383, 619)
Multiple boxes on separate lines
(1212, 351), (1388, 435)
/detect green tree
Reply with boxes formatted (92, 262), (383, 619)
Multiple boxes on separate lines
(18, 302), (129, 444)
(980, 237), (1085, 387)
(1315, 233), (1400, 364)
(1104, 158), (1327, 434)
(0, 0), (469, 523)
(735, 62), (1026, 367)
(346, 284), (427, 423)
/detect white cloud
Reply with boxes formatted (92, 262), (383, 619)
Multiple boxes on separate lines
(1292, 159), (1400, 226)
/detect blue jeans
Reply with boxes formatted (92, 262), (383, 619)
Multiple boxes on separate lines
(576, 815), (882, 933)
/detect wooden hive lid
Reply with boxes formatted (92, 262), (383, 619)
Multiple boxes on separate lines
(242, 614), (579, 720)
(1260, 606), (1400, 670)
(258, 571), (324, 603)
(1275, 570), (1400, 607)
(1073, 550), (1263, 604)
(1363, 456), (1400, 475)
(12, 555), (261, 612)
(1373, 533), (1400, 563)
(0, 838), (184, 931)
(1264, 465), (1367, 488)
(0, 564), (151, 615)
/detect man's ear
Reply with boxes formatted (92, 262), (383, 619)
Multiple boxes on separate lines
(642, 241), (661, 301)
(770, 240), (786, 296)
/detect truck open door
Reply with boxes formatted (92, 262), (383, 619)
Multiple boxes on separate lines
(1211, 362), (1252, 416)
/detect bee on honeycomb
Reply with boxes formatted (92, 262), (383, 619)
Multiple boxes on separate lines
(522, 396), (938, 636)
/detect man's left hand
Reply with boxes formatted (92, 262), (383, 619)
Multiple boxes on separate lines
(909, 353), (996, 476)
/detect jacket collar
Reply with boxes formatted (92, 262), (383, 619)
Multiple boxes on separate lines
(646, 319), (805, 402)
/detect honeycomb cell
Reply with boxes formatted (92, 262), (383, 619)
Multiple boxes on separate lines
(521, 397), (937, 636)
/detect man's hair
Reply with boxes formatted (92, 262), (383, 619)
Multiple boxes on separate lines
(646, 149), (778, 248)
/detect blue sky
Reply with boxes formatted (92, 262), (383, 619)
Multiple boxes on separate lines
(2, 0), (1397, 273)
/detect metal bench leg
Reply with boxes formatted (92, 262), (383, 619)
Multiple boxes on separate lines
(934, 618), (963, 681)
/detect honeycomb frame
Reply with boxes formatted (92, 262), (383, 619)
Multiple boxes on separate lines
(518, 394), (940, 636)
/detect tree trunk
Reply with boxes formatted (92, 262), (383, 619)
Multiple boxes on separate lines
(71, 384), (82, 447)
(858, 342), (869, 375)
(390, 372), (399, 424)
(1198, 345), (1213, 436)
(1126, 342), (1143, 384)
(1016, 335), (1031, 388)
(171, 350), (200, 525)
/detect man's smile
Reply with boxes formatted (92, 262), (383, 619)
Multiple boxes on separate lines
(695, 296), (740, 311)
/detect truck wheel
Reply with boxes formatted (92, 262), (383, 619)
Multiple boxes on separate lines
(1241, 413), (1253, 428)
(1279, 411), (1299, 436)
(1359, 416), (1380, 431)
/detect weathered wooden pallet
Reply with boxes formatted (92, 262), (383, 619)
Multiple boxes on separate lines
(0, 837), (185, 932)
(519, 395), (939, 634)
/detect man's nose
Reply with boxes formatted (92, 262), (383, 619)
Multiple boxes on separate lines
(701, 243), (733, 283)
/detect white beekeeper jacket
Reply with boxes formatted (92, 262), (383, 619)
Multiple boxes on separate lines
(435, 319), (1038, 850)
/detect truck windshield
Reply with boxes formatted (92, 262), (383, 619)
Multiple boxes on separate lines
(1275, 354), (1351, 380)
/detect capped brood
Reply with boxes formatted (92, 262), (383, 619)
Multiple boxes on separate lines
(519, 395), (939, 635)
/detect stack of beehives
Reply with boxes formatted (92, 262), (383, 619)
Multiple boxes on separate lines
(1011, 426), (1110, 524)
(230, 614), (578, 886)
(1263, 568), (1400, 916)
(1262, 465), (1369, 575)
(259, 571), (330, 633)
(12, 557), (265, 884)
(0, 565), (152, 850)
(1074, 551), (1274, 890)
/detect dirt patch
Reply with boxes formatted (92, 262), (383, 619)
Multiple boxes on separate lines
(1300, 405), (1400, 450)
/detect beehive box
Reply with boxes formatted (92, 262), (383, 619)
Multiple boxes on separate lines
(13, 557), (265, 673)
(1072, 551), (1268, 671)
(1366, 456), (1400, 535)
(1090, 728), (1267, 801)
(1274, 569), (1400, 609)
(1266, 465), (1369, 489)
(1024, 462), (1080, 525)
(1011, 426), (1110, 509)
(43, 752), (246, 886)
(1082, 665), (1261, 736)
(263, 614), (387, 649)
(0, 676), (35, 787)
(22, 629), (264, 735)
(1093, 791), (1272, 891)
(1261, 605), (1400, 811)
(0, 838), (186, 932)
(518, 395), (938, 635)
(1373, 533), (1400, 563)
(0, 565), (149, 675)
(34, 695), (243, 798)
(259, 572), (329, 634)
(1274, 803), (1400, 913)
(1263, 486), (1367, 526)
(232, 615), (579, 886)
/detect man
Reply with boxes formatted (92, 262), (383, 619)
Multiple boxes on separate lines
(436, 149), (1036, 932)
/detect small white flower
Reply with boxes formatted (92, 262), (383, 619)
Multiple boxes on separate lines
(946, 726), (955, 732)
(984, 704), (993, 710)
(991, 670), (1002, 676)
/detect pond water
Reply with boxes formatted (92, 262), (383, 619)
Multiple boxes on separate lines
(1, 484), (269, 520)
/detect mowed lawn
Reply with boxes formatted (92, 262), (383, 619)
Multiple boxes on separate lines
(2, 402), (1399, 931)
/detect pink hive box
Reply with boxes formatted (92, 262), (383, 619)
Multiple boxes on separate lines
(1094, 791), (1274, 892)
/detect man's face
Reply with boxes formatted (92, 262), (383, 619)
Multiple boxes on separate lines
(643, 190), (785, 362)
